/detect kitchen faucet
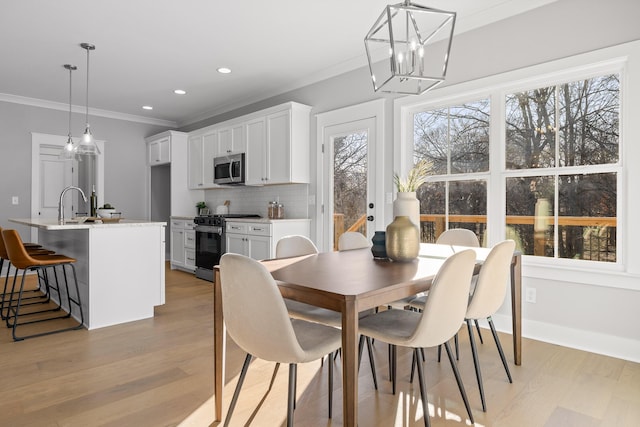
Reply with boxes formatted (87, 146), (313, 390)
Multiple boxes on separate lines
(58, 185), (88, 224)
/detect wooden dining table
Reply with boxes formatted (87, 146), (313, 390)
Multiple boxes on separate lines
(213, 243), (522, 426)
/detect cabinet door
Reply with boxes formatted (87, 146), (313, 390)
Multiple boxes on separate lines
(149, 137), (171, 165)
(225, 233), (248, 256)
(245, 118), (266, 185)
(266, 110), (291, 184)
(171, 229), (185, 266)
(247, 235), (271, 260)
(188, 135), (204, 188)
(231, 124), (246, 154)
(218, 128), (232, 155)
(202, 132), (217, 187)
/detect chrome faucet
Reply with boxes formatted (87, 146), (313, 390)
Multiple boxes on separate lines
(58, 185), (88, 223)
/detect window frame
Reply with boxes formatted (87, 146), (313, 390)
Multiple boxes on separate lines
(394, 42), (639, 289)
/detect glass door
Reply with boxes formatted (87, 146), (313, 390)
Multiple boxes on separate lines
(322, 118), (379, 250)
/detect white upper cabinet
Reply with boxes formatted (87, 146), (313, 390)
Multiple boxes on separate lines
(186, 101), (311, 188)
(245, 118), (266, 185)
(188, 135), (204, 188)
(147, 135), (171, 165)
(218, 124), (246, 156)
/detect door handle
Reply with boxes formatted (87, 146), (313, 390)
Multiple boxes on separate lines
(367, 215), (374, 221)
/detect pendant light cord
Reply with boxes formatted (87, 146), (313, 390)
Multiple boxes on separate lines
(69, 66), (73, 138)
(85, 45), (90, 126)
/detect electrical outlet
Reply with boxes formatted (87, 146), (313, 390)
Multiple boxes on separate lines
(12, 196), (19, 205)
(525, 287), (537, 303)
(386, 192), (393, 204)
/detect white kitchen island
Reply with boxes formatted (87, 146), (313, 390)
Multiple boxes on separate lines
(9, 218), (166, 330)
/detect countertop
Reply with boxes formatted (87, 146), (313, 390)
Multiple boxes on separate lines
(224, 218), (311, 224)
(9, 218), (167, 230)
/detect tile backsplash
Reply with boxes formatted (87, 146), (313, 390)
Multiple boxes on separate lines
(204, 184), (309, 219)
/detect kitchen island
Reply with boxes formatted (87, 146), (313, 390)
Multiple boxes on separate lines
(9, 218), (166, 329)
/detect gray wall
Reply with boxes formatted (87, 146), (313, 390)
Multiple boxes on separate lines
(179, 0), (640, 360)
(0, 101), (170, 237)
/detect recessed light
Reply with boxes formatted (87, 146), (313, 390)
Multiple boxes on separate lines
(217, 67), (232, 74)
(142, 105), (153, 110)
(174, 89), (187, 95)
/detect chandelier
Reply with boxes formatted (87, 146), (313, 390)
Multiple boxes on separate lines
(364, 0), (456, 95)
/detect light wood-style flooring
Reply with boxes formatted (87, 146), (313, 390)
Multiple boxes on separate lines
(1, 264), (639, 426)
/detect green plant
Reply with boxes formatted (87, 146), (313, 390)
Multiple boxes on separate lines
(393, 160), (432, 192)
(196, 201), (207, 209)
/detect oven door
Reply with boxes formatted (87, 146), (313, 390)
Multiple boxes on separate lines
(194, 224), (224, 281)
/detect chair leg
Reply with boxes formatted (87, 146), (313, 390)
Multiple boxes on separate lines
(467, 319), (486, 412)
(391, 344), (397, 395)
(437, 344), (441, 362)
(287, 364), (297, 427)
(474, 319), (484, 344)
(488, 317), (513, 383)
(454, 333), (459, 360)
(224, 353), (252, 427)
(414, 348), (431, 427)
(365, 337), (378, 390)
(328, 351), (333, 418)
(410, 349), (417, 383)
(444, 341), (474, 424)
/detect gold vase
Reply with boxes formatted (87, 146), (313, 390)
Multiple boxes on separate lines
(386, 216), (419, 262)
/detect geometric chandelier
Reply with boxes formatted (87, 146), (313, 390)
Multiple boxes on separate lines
(364, 0), (456, 95)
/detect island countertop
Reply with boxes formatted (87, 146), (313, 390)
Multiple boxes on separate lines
(9, 218), (166, 230)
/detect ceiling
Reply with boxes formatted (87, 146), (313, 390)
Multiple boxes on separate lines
(0, 0), (555, 127)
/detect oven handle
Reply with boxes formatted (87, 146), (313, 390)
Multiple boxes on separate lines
(195, 225), (223, 235)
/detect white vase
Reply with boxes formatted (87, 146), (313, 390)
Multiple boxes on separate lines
(393, 192), (420, 228)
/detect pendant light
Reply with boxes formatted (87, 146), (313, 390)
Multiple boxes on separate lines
(364, 0), (456, 95)
(59, 64), (81, 161)
(76, 42), (101, 155)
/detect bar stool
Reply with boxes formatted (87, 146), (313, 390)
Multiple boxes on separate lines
(1, 229), (84, 341)
(0, 227), (55, 321)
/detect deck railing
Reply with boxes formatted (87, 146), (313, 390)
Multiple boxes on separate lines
(333, 213), (617, 260)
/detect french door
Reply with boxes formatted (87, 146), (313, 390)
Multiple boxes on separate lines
(318, 100), (385, 251)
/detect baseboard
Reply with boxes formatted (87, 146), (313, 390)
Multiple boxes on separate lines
(491, 313), (640, 363)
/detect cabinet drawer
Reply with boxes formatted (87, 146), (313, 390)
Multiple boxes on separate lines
(248, 223), (271, 236)
(171, 220), (184, 229)
(184, 230), (196, 248)
(226, 222), (248, 234)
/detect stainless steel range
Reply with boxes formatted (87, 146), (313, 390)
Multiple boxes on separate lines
(193, 213), (261, 281)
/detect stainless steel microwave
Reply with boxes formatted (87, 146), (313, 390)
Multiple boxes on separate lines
(214, 153), (245, 185)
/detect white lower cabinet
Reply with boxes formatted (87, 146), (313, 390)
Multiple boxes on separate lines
(225, 219), (311, 260)
(170, 218), (196, 272)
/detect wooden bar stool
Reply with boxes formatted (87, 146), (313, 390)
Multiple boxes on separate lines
(0, 227), (56, 321)
(1, 229), (84, 341)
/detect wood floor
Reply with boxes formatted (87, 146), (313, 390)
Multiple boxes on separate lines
(1, 264), (639, 426)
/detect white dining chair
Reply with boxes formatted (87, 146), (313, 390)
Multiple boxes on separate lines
(278, 234), (379, 389)
(275, 235), (318, 258)
(219, 253), (342, 427)
(409, 228), (482, 359)
(337, 231), (370, 251)
(358, 250), (477, 427)
(464, 239), (515, 412)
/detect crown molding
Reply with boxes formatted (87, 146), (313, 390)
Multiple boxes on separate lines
(0, 92), (176, 128)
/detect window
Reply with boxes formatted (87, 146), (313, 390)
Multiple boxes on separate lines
(407, 72), (620, 264)
(504, 75), (619, 261)
(413, 99), (490, 244)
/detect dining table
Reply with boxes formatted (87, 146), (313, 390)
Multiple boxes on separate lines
(213, 242), (522, 426)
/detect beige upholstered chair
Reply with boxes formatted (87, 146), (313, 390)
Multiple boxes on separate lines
(275, 235), (318, 258)
(464, 239), (515, 411)
(219, 253), (342, 426)
(435, 228), (480, 247)
(409, 228), (481, 358)
(358, 250), (477, 426)
(337, 231), (370, 251)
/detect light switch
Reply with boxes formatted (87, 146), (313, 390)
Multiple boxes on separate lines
(12, 196), (19, 205)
